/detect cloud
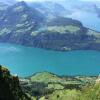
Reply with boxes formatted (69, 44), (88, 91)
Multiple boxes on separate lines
(16, 0), (67, 2)
(16, 0), (100, 2)
(80, 0), (100, 2)
(16, 0), (49, 2)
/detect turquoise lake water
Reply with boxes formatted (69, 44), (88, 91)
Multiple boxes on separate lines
(0, 43), (100, 76)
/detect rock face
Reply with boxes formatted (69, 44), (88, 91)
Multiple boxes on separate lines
(0, 1), (100, 51)
(0, 65), (30, 100)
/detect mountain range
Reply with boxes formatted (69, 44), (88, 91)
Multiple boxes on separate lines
(0, 1), (100, 51)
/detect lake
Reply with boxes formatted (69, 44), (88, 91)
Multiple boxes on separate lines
(0, 43), (100, 77)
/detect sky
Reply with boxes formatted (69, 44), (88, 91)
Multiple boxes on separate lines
(17, 0), (47, 2)
(1, 0), (100, 4)
(16, 0), (100, 2)
(1, 0), (100, 5)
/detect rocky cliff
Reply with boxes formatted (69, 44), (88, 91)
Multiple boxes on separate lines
(0, 65), (31, 100)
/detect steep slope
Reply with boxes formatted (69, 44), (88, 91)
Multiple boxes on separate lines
(0, 65), (31, 100)
(0, 2), (100, 51)
(0, 1), (44, 44)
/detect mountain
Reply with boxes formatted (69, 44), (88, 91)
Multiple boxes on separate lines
(94, 5), (100, 17)
(57, 0), (96, 13)
(0, 1), (100, 51)
(0, 65), (30, 100)
(0, 1), (45, 45)
(28, 1), (71, 18)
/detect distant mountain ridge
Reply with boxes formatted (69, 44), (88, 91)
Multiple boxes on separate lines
(94, 5), (100, 17)
(0, 1), (100, 51)
(28, 1), (71, 17)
